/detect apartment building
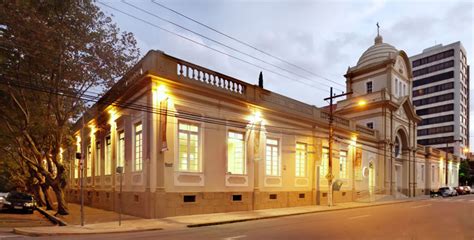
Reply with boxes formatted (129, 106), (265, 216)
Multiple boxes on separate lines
(410, 42), (470, 159)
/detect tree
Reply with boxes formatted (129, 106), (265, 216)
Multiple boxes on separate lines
(0, 0), (139, 215)
(459, 160), (471, 186)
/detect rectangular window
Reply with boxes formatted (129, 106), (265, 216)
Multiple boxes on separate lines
(320, 147), (329, 178)
(87, 145), (92, 177)
(134, 123), (143, 172)
(431, 165), (435, 182)
(74, 160), (79, 179)
(95, 142), (101, 176)
(105, 136), (112, 175)
(178, 122), (200, 172)
(227, 131), (245, 175)
(339, 151), (347, 178)
(366, 122), (374, 129)
(366, 81), (373, 93)
(265, 138), (280, 176)
(295, 143), (307, 177)
(117, 131), (125, 168)
(421, 165), (425, 181)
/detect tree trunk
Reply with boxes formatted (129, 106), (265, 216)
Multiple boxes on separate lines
(40, 184), (54, 210)
(32, 184), (46, 207)
(51, 184), (69, 215)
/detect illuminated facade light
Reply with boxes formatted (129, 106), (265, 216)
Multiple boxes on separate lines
(154, 85), (168, 102)
(247, 110), (263, 124)
(350, 134), (357, 146)
(358, 100), (367, 107)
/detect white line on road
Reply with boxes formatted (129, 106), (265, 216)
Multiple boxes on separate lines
(348, 214), (370, 220)
(222, 235), (247, 240)
(411, 204), (432, 209)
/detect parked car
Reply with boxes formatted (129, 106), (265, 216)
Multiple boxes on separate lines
(455, 186), (465, 195)
(0, 192), (8, 209)
(1, 192), (36, 214)
(462, 186), (472, 194)
(438, 187), (456, 197)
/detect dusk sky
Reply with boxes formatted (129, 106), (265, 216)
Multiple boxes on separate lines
(99, 0), (473, 142)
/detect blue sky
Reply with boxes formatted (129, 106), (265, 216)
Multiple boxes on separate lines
(99, 0), (473, 141)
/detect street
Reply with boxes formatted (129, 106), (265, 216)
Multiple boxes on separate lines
(0, 210), (53, 239)
(3, 194), (473, 240)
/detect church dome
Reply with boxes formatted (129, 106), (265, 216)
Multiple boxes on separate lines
(356, 35), (398, 69)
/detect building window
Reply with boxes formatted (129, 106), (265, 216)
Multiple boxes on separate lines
(87, 145), (92, 177)
(95, 142), (101, 176)
(227, 131), (245, 175)
(395, 79), (398, 96)
(74, 160), (79, 179)
(320, 147), (329, 178)
(366, 81), (373, 93)
(295, 143), (307, 177)
(265, 138), (280, 176)
(431, 165), (435, 183)
(394, 137), (401, 158)
(134, 123), (143, 172)
(178, 122), (200, 172)
(117, 131), (125, 168)
(105, 136), (112, 175)
(421, 165), (425, 181)
(339, 151), (348, 178)
(366, 122), (374, 129)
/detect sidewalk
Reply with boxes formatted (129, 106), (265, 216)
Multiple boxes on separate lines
(14, 196), (429, 236)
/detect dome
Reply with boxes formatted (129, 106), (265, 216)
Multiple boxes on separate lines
(356, 35), (398, 69)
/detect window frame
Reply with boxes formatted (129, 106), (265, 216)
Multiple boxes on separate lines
(265, 137), (281, 177)
(295, 142), (307, 177)
(95, 141), (101, 177)
(86, 144), (92, 177)
(177, 121), (202, 173)
(133, 122), (143, 172)
(339, 150), (348, 179)
(104, 135), (112, 175)
(366, 81), (373, 94)
(320, 147), (329, 178)
(226, 130), (246, 175)
(117, 130), (125, 170)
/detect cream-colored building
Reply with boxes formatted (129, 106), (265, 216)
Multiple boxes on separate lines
(68, 33), (459, 218)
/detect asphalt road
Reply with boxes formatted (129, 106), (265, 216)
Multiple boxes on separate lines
(6, 194), (474, 240)
(0, 209), (53, 239)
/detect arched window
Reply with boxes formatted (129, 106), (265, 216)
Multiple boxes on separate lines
(394, 136), (401, 158)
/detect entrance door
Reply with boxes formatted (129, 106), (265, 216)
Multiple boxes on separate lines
(395, 165), (402, 192)
(369, 162), (375, 194)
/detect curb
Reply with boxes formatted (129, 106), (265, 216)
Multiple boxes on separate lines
(35, 207), (68, 226)
(187, 198), (420, 227)
(13, 227), (162, 237)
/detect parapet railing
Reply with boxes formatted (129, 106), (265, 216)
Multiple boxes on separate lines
(176, 62), (246, 95)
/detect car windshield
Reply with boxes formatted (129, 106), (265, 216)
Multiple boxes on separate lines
(7, 192), (33, 201)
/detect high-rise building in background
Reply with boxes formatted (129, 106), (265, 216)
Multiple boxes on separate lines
(410, 42), (470, 159)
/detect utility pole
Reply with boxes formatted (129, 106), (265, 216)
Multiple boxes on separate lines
(80, 115), (85, 227)
(324, 87), (352, 206)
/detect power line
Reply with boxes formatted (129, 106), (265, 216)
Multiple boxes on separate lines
(121, 0), (344, 92)
(97, 1), (339, 96)
(150, 0), (346, 89)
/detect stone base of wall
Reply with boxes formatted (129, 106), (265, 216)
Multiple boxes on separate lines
(66, 189), (354, 218)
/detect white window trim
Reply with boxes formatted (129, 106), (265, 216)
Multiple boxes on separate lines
(95, 140), (101, 177)
(366, 81), (373, 93)
(104, 134), (112, 176)
(117, 128), (125, 170)
(132, 120), (144, 172)
(175, 119), (204, 173)
(225, 127), (247, 176)
(265, 135), (282, 177)
(295, 142), (308, 178)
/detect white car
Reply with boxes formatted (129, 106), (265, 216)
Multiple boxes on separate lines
(0, 192), (8, 209)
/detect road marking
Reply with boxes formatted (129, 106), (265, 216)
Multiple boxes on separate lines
(222, 235), (247, 240)
(469, 200), (474, 202)
(411, 204), (432, 209)
(348, 214), (370, 220)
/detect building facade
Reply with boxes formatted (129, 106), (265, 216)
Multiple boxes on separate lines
(409, 42), (470, 159)
(67, 34), (459, 219)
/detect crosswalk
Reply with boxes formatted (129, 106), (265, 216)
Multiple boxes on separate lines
(424, 197), (474, 203)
